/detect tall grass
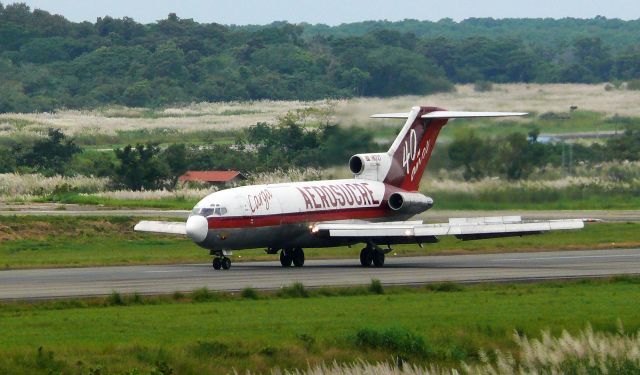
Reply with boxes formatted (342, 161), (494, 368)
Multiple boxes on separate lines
(0, 173), (109, 198)
(3, 84), (639, 139)
(273, 326), (640, 375)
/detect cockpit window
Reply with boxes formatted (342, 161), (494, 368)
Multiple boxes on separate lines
(192, 204), (227, 217)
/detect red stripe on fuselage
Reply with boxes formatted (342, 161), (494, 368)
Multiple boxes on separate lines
(207, 206), (393, 229)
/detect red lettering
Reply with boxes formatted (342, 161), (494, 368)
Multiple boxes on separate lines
(330, 185), (346, 206)
(248, 195), (256, 212)
(339, 184), (354, 205)
(297, 187), (314, 209)
(347, 184), (362, 205)
(304, 186), (321, 209)
(320, 186), (338, 207)
(362, 182), (380, 204)
(355, 183), (370, 205)
(312, 186), (329, 208)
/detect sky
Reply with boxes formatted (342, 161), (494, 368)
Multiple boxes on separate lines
(13, 0), (640, 25)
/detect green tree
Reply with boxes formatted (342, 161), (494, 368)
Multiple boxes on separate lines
(448, 131), (492, 180)
(113, 144), (169, 190)
(18, 128), (81, 175)
(162, 143), (188, 188)
(122, 80), (151, 107)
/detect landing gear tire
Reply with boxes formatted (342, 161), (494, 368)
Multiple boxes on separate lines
(292, 247), (305, 267)
(280, 249), (293, 267)
(360, 248), (373, 267)
(221, 257), (231, 270)
(212, 257), (222, 270)
(372, 251), (385, 267)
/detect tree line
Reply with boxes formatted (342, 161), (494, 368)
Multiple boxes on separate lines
(0, 116), (381, 190)
(1, 3), (640, 113)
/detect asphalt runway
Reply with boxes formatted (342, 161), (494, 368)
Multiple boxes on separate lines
(1, 248), (639, 300)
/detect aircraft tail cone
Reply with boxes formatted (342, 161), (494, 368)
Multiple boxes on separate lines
(186, 215), (208, 243)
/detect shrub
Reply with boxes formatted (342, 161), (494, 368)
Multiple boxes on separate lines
(131, 292), (144, 304)
(34, 347), (68, 372)
(190, 341), (230, 358)
(278, 282), (309, 298)
(368, 279), (384, 294)
(190, 287), (213, 302)
(297, 333), (316, 351)
(106, 291), (125, 306)
(425, 282), (463, 292)
(171, 291), (184, 300)
(241, 287), (259, 299)
(353, 327), (430, 358)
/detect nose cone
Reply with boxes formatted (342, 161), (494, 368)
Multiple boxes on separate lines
(186, 215), (209, 243)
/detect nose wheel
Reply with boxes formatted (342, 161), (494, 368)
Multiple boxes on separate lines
(212, 256), (231, 270)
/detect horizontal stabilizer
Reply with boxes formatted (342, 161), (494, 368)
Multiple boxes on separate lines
(134, 221), (186, 235)
(421, 111), (528, 119)
(370, 112), (411, 119)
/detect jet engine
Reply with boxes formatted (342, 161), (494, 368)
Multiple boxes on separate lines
(388, 191), (433, 214)
(349, 153), (391, 181)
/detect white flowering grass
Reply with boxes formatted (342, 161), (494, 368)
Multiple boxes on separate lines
(266, 326), (640, 375)
(0, 173), (109, 198)
(2, 84), (638, 138)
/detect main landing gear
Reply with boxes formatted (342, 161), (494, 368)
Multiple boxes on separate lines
(280, 247), (305, 267)
(212, 256), (231, 270)
(360, 245), (385, 267)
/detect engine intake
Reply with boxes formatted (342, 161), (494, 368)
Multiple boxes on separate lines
(349, 153), (390, 181)
(388, 192), (433, 214)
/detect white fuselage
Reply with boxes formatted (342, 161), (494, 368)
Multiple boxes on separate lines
(186, 178), (416, 251)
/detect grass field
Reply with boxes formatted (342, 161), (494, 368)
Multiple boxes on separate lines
(0, 277), (638, 374)
(2, 84), (639, 149)
(0, 216), (638, 269)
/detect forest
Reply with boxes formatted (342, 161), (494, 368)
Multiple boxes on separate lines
(1, 2), (640, 112)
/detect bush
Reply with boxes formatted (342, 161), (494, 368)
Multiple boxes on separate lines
(353, 327), (430, 358)
(106, 291), (125, 306)
(425, 282), (464, 292)
(241, 287), (259, 299)
(172, 291), (184, 300)
(368, 279), (384, 294)
(278, 282), (309, 298)
(297, 333), (316, 351)
(190, 287), (213, 302)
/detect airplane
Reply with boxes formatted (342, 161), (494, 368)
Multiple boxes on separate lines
(135, 106), (584, 270)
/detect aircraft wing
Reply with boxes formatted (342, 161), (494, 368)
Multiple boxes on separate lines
(134, 221), (186, 235)
(312, 216), (584, 242)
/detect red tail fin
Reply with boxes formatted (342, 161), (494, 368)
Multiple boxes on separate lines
(370, 107), (527, 191)
(383, 106), (448, 191)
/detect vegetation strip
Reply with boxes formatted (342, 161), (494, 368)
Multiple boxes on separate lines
(1, 216), (638, 269)
(0, 277), (638, 373)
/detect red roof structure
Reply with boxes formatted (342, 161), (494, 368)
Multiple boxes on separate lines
(178, 171), (244, 183)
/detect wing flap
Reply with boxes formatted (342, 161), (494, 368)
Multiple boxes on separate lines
(314, 216), (584, 240)
(134, 221), (187, 235)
